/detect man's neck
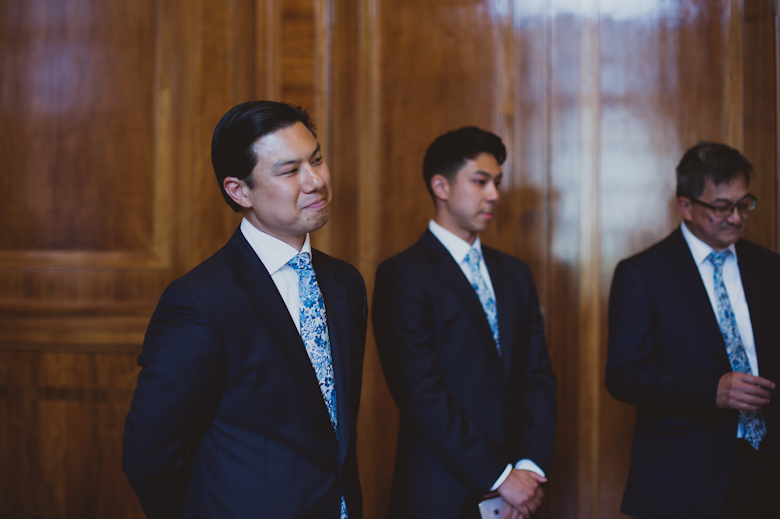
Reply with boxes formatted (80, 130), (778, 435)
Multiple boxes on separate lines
(432, 214), (477, 245)
(243, 214), (306, 251)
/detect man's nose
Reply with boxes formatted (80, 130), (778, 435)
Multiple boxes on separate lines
(486, 181), (500, 202)
(301, 163), (326, 191)
(725, 206), (744, 224)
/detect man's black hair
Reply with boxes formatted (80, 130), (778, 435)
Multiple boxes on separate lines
(676, 141), (753, 198)
(211, 100), (316, 211)
(422, 126), (506, 198)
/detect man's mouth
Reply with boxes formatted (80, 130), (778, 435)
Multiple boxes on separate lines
(304, 198), (327, 210)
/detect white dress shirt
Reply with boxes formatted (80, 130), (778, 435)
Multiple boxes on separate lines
(240, 217), (311, 333)
(680, 222), (758, 438)
(428, 220), (545, 489)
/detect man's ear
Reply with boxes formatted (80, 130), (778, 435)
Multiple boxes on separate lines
(430, 174), (451, 202)
(223, 177), (253, 209)
(677, 196), (693, 221)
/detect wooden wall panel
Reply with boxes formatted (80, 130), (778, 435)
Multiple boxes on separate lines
(0, 351), (143, 518)
(0, 1), (156, 253)
(743, 0), (777, 249)
(0, 0), (257, 517)
(2, 0), (779, 518)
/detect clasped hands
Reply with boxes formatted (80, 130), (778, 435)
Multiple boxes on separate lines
(483, 469), (546, 519)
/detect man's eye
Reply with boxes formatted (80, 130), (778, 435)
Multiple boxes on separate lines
(312, 156), (323, 165)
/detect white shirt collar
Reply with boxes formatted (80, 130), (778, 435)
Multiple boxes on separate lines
(240, 217), (312, 275)
(428, 219), (483, 264)
(680, 221), (737, 266)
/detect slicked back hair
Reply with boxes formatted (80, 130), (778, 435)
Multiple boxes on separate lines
(676, 141), (754, 198)
(211, 100), (316, 211)
(423, 126), (507, 199)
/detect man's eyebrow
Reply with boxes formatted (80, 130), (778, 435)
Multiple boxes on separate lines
(712, 195), (748, 203)
(474, 170), (502, 179)
(271, 143), (321, 168)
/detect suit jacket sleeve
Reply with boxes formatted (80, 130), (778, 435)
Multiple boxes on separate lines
(122, 281), (226, 519)
(605, 259), (722, 415)
(373, 260), (510, 494)
(515, 269), (556, 472)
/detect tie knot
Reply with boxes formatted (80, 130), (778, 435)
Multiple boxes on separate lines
(465, 248), (481, 268)
(707, 249), (731, 269)
(287, 251), (313, 272)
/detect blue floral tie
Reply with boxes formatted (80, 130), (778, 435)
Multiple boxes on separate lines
(287, 252), (348, 518)
(707, 250), (766, 450)
(464, 248), (500, 354)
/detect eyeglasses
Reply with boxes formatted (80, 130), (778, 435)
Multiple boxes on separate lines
(687, 194), (757, 217)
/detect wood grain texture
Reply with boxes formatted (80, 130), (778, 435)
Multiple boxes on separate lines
(0, 0), (156, 253)
(1, 0), (779, 518)
(0, 351), (143, 518)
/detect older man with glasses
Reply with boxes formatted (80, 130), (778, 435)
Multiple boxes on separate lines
(606, 142), (780, 519)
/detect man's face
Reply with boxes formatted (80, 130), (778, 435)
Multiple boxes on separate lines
(236, 122), (331, 248)
(435, 152), (502, 243)
(679, 175), (749, 251)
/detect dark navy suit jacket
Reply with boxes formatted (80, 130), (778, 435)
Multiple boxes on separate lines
(122, 228), (367, 519)
(606, 227), (780, 519)
(373, 230), (556, 519)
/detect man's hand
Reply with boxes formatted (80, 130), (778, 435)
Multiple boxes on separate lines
(716, 372), (775, 411)
(496, 469), (547, 519)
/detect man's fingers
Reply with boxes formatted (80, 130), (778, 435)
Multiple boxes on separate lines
(501, 503), (518, 519)
(731, 401), (764, 411)
(518, 504), (531, 519)
(741, 394), (770, 406)
(718, 372), (775, 410)
(736, 373), (776, 389)
(733, 380), (772, 398)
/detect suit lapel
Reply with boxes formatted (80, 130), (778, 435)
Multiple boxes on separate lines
(420, 230), (500, 361)
(482, 247), (515, 377)
(312, 250), (351, 464)
(224, 230), (337, 442)
(662, 228), (731, 369)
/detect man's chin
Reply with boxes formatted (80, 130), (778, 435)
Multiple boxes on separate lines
(304, 214), (330, 234)
(475, 220), (493, 233)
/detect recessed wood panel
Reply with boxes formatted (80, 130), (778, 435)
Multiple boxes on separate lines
(0, 351), (143, 519)
(0, 0), (156, 253)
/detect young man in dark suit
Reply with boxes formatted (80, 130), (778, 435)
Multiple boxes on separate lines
(606, 142), (780, 519)
(373, 127), (557, 519)
(122, 101), (367, 519)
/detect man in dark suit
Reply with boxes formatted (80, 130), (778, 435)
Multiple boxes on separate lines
(122, 101), (367, 519)
(606, 142), (780, 519)
(373, 127), (557, 519)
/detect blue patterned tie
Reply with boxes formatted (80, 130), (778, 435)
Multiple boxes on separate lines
(707, 250), (766, 450)
(287, 252), (348, 518)
(464, 248), (500, 354)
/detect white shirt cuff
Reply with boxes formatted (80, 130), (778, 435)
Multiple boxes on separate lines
(514, 459), (545, 477)
(490, 459), (546, 491)
(490, 464), (514, 491)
